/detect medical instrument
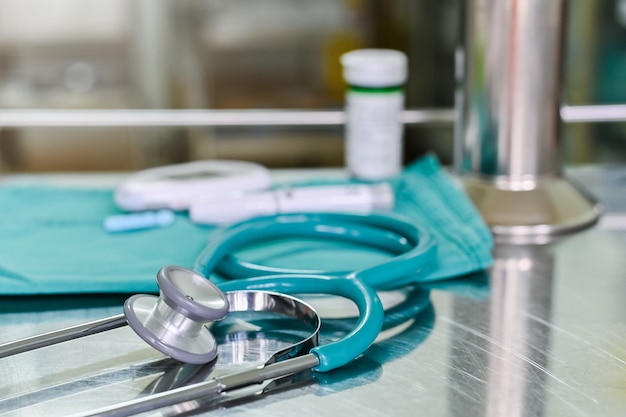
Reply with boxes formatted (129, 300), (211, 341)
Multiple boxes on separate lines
(0, 212), (437, 416)
(85, 213), (436, 416)
(125, 265), (230, 364)
(342, 49), (407, 181)
(189, 183), (394, 225)
(114, 160), (272, 211)
(196, 212), (436, 291)
(103, 209), (176, 233)
(0, 266), (319, 365)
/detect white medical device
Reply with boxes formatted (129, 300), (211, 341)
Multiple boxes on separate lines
(189, 183), (395, 225)
(114, 160), (273, 212)
(113, 160), (395, 229)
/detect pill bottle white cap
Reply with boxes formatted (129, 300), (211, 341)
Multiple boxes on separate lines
(340, 49), (408, 88)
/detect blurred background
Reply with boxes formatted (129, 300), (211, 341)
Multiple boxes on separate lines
(0, 0), (624, 172)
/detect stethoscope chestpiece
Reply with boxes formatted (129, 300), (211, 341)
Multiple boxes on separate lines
(124, 265), (229, 364)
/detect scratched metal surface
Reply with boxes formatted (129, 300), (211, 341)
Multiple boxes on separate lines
(0, 167), (625, 416)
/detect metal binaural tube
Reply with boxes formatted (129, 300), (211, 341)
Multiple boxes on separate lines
(455, 0), (566, 181)
(0, 314), (128, 359)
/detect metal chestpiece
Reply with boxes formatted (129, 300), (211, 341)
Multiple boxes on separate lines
(124, 265), (230, 364)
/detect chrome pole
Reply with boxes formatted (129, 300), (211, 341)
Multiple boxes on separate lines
(0, 109), (454, 128)
(0, 109), (346, 127)
(561, 104), (626, 123)
(454, 0), (600, 238)
(0, 105), (624, 128)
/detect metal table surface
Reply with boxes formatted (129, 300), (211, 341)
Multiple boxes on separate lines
(0, 166), (624, 417)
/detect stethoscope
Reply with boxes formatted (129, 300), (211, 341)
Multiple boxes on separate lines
(0, 212), (437, 416)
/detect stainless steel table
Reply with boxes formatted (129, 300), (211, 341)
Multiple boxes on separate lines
(0, 167), (624, 417)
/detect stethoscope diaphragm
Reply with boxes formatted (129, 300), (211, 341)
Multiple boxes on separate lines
(124, 266), (230, 364)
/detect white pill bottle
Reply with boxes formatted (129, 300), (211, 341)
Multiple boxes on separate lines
(341, 49), (408, 181)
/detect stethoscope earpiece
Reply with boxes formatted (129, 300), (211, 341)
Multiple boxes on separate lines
(124, 265), (229, 364)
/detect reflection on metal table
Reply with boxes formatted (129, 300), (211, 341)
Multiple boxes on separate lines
(0, 166), (625, 417)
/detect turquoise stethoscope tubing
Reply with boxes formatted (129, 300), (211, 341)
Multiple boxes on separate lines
(194, 212), (438, 372)
(0, 212), (438, 417)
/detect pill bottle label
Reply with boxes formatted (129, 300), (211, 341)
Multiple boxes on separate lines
(345, 89), (404, 180)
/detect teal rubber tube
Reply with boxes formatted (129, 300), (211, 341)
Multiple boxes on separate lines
(195, 212), (438, 289)
(351, 226), (437, 289)
(218, 275), (384, 373)
(193, 212), (437, 372)
(194, 213), (414, 279)
(216, 225), (411, 279)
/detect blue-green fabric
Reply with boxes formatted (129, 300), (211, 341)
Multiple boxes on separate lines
(0, 154), (492, 295)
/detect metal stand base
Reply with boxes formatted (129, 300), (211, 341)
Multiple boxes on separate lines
(461, 176), (601, 242)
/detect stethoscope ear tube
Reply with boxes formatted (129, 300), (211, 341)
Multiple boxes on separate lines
(351, 225), (437, 289)
(218, 274), (384, 373)
(195, 212), (438, 290)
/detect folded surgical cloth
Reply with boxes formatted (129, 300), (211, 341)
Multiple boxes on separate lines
(0, 154), (492, 294)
